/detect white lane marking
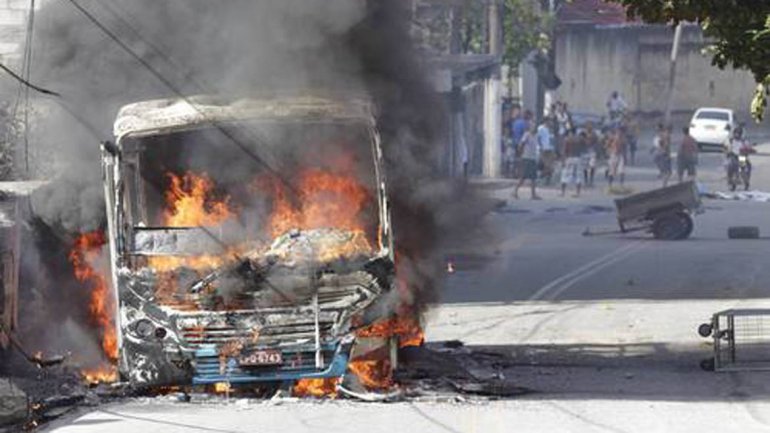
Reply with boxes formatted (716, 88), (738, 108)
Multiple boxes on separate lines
(543, 242), (647, 301)
(528, 241), (643, 301)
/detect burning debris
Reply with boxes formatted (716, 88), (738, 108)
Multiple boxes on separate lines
(68, 231), (118, 384)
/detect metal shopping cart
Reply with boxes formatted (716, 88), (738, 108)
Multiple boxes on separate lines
(698, 309), (770, 371)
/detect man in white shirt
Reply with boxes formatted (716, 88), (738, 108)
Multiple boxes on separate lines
(607, 91), (627, 121)
(537, 120), (556, 184)
(513, 124), (541, 200)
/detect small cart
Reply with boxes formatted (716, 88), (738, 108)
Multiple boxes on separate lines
(698, 309), (770, 372)
(613, 181), (701, 240)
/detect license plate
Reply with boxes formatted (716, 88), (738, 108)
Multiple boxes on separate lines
(704, 125), (716, 130)
(238, 350), (283, 366)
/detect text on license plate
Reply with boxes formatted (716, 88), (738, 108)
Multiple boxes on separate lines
(238, 350), (283, 366)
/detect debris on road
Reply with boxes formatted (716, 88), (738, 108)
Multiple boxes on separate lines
(0, 379), (27, 429)
(585, 181), (700, 240)
(702, 190), (770, 202)
(727, 226), (761, 239)
(396, 342), (531, 400)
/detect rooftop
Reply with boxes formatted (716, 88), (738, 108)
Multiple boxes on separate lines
(114, 95), (374, 140)
(557, 0), (639, 27)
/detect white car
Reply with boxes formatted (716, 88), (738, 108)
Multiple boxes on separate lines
(689, 107), (735, 151)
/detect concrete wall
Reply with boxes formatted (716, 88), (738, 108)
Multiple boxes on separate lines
(0, 0), (53, 69)
(0, 0), (40, 67)
(554, 24), (756, 118)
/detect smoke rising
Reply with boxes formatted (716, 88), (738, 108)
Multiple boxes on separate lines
(18, 0), (488, 361)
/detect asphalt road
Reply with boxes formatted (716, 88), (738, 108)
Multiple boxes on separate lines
(444, 143), (770, 304)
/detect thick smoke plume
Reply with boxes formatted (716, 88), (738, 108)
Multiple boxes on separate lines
(18, 0), (487, 357)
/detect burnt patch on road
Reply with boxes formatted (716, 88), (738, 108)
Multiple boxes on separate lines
(493, 206), (533, 215)
(444, 254), (498, 272)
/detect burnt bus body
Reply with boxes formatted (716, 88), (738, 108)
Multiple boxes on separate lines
(103, 96), (395, 386)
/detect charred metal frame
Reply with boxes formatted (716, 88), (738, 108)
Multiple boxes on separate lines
(102, 96), (395, 386)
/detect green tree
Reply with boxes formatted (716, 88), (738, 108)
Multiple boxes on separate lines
(458, 0), (552, 96)
(610, 0), (770, 120)
(502, 0), (552, 95)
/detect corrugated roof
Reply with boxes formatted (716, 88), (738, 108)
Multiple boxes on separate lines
(557, 0), (636, 26)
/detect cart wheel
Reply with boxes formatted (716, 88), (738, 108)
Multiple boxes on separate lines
(697, 323), (713, 338)
(700, 358), (715, 372)
(652, 212), (693, 240)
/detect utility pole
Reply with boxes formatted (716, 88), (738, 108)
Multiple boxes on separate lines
(664, 23), (683, 126)
(483, 0), (502, 178)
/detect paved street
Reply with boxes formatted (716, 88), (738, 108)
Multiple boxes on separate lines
(43, 138), (770, 433)
(446, 138), (770, 303)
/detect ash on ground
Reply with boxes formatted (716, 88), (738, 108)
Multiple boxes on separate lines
(0, 341), (532, 431)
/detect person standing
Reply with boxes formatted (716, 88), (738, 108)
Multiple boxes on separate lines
(583, 122), (600, 187)
(560, 129), (585, 197)
(512, 110), (532, 152)
(677, 127), (699, 183)
(652, 124), (672, 186)
(554, 102), (571, 151)
(606, 128), (626, 190)
(537, 119), (556, 185)
(625, 115), (639, 165)
(513, 123), (541, 200)
(606, 91), (627, 122)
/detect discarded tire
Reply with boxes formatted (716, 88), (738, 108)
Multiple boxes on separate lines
(727, 226), (760, 239)
(697, 323), (713, 338)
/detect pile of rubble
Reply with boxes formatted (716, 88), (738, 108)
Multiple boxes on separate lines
(0, 341), (529, 430)
(396, 341), (529, 401)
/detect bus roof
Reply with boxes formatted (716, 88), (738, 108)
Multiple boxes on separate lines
(113, 95), (374, 140)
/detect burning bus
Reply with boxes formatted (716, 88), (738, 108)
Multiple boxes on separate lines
(102, 95), (401, 388)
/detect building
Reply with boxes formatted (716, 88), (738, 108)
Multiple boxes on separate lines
(553, 0), (756, 118)
(415, 1), (503, 178)
(0, 0), (42, 68)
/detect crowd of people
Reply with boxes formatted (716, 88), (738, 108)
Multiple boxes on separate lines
(504, 92), (701, 200)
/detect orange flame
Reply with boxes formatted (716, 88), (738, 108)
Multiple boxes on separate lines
(293, 378), (340, 398)
(346, 308), (424, 391)
(356, 314), (424, 349)
(261, 169), (373, 241)
(70, 230), (118, 383)
(213, 382), (231, 395)
(163, 172), (232, 227)
(82, 364), (118, 385)
(149, 172), (235, 301)
(151, 171), (232, 272)
(348, 358), (394, 390)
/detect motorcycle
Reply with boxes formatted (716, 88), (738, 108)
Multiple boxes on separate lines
(726, 145), (754, 191)
(738, 152), (752, 191)
(726, 153), (740, 191)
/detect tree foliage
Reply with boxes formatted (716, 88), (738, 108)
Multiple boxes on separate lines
(501, 0), (552, 77)
(610, 0), (770, 120)
(457, 0), (552, 94)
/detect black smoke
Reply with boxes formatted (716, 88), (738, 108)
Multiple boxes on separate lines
(18, 0), (489, 360)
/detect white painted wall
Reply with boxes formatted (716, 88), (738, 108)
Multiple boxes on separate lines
(554, 24), (756, 117)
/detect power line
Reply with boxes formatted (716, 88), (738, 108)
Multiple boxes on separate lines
(0, 62), (59, 97)
(22, 0), (36, 176)
(63, 0), (301, 200)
